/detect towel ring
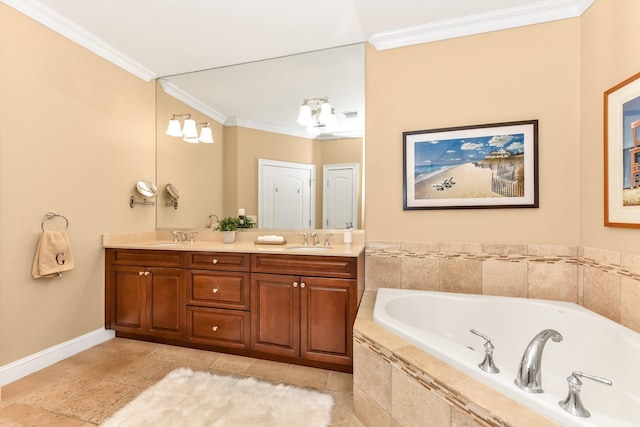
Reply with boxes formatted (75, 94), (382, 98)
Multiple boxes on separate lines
(41, 212), (69, 231)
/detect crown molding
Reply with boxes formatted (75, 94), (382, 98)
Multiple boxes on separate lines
(1, 0), (157, 81)
(369, 0), (596, 51)
(158, 80), (228, 125)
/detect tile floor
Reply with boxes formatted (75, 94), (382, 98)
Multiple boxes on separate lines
(0, 338), (363, 426)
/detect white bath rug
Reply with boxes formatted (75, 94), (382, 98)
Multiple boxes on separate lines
(101, 367), (334, 427)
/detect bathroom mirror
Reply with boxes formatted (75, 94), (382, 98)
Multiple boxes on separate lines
(156, 43), (365, 229)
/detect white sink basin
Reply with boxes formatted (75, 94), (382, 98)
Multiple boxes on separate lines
(286, 246), (332, 251)
(146, 242), (185, 247)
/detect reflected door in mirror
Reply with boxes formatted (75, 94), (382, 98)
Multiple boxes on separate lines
(258, 159), (315, 229)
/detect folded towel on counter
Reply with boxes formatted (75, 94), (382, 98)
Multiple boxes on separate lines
(32, 230), (75, 279)
(257, 235), (285, 242)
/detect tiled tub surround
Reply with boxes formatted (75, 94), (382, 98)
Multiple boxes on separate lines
(353, 291), (557, 427)
(355, 242), (640, 426)
(365, 242), (640, 334)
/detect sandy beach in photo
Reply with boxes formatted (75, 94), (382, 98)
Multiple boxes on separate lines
(415, 162), (500, 199)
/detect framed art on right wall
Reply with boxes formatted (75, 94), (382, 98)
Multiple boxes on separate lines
(604, 71), (640, 228)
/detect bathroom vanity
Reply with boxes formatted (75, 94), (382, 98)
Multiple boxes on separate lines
(104, 232), (364, 372)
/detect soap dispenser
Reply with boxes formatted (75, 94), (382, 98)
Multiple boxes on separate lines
(343, 222), (353, 245)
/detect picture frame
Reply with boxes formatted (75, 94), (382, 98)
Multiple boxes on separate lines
(604, 72), (640, 228)
(403, 120), (538, 210)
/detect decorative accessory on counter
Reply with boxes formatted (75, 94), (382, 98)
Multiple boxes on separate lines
(254, 235), (287, 245)
(32, 212), (74, 279)
(101, 368), (334, 427)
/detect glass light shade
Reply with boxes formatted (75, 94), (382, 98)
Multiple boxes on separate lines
(326, 108), (338, 130)
(318, 101), (333, 124)
(181, 118), (198, 138)
(183, 136), (199, 143)
(165, 119), (182, 137)
(199, 126), (214, 143)
(297, 104), (312, 126)
(306, 124), (321, 135)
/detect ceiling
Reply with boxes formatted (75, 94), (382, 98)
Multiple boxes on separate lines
(2, 0), (594, 137)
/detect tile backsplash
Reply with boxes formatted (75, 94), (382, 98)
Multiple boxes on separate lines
(365, 241), (640, 334)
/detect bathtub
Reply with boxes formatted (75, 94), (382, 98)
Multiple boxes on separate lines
(373, 288), (640, 427)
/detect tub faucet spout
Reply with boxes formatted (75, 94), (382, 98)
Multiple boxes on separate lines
(515, 329), (563, 393)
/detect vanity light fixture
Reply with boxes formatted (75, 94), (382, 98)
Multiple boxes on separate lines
(166, 114), (214, 143)
(296, 97), (337, 134)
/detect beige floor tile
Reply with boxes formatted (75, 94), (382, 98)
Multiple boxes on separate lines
(243, 358), (292, 382)
(282, 364), (330, 390)
(0, 338), (359, 426)
(208, 352), (256, 374)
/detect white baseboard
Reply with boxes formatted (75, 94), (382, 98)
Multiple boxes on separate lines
(0, 328), (115, 387)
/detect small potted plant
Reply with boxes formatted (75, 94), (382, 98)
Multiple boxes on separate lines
(214, 216), (241, 243)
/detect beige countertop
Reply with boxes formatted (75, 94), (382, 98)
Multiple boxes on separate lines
(103, 229), (365, 257)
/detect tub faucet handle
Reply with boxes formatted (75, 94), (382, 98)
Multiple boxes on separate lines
(470, 329), (500, 374)
(559, 371), (612, 418)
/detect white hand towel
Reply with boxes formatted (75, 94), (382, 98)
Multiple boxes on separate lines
(32, 230), (75, 279)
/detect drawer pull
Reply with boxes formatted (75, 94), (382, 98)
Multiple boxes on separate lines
(212, 259), (219, 264)
(300, 282), (306, 288)
(293, 281), (298, 288)
(212, 325), (219, 332)
(212, 288), (219, 293)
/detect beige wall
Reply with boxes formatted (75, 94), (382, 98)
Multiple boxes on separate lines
(0, 5), (156, 365)
(365, 18), (582, 244)
(156, 84), (224, 228)
(579, 0), (640, 254)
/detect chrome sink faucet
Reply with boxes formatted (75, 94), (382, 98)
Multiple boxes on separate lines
(515, 329), (563, 393)
(298, 232), (309, 245)
(311, 232), (320, 245)
(172, 230), (188, 242)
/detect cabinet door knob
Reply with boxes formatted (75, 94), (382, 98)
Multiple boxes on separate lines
(212, 259), (219, 264)
(212, 325), (219, 332)
(300, 282), (306, 288)
(293, 281), (298, 287)
(138, 271), (144, 276)
(144, 271), (150, 276)
(212, 288), (219, 293)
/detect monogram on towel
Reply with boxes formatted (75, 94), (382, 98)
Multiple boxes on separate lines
(32, 230), (75, 278)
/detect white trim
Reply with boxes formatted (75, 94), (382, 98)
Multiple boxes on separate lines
(158, 80), (228, 125)
(1, 0), (157, 81)
(368, 0), (596, 51)
(0, 328), (115, 386)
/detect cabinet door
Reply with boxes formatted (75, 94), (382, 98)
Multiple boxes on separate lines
(147, 267), (185, 339)
(250, 273), (300, 358)
(110, 265), (146, 333)
(301, 276), (356, 367)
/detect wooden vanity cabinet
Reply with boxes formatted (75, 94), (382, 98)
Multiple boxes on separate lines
(105, 250), (185, 340)
(251, 254), (359, 369)
(106, 248), (363, 371)
(185, 252), (251, 351)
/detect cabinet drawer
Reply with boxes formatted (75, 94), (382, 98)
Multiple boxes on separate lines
(107, 249), (184, 267)
(186, 252), (250, 271)
(187, 271), (250, 310)
(186, 307), (250, 350)
(251, 254), (357, 279)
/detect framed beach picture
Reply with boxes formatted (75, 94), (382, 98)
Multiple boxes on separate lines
(604, 72), (640, 228)
(403, 120), (539, 210)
